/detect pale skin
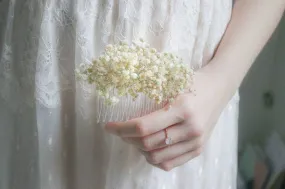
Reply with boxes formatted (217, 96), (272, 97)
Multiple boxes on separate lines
(105, 0), (285, 171)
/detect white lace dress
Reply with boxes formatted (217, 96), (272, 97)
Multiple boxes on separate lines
(0, 0), (239, 189)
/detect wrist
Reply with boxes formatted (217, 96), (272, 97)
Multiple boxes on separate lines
(202, 59), (241, 90)
(197, 61), (239, 101)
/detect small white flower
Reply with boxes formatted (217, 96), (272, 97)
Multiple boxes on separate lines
(105, 55), (110, 62)
(76, 39), (194, 105)
(131, 59), (138, 65)
(145, 70), (153, 77)
(152, 66), (158, 72)
(105, 44), (113, 51)
(131, 73), (138, 79)
(110, 96), (119, 104)
(122, 70), (130, 76)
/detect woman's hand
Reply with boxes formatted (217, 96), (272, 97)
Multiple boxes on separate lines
(105, 65), (235, 171)
(106, 0), (285, 171)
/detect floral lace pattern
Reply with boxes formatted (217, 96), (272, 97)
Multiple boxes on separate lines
(0, 0), (238, 189)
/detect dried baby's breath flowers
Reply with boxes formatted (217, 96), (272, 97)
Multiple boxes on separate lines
(76, 39), (194, 105)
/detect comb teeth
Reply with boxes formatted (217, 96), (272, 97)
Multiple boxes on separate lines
(95, 94), (163, 123)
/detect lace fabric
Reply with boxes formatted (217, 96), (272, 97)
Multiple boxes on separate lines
(0, 0), (238, 189)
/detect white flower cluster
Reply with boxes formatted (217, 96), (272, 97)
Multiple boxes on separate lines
(76, 39), (194, 105)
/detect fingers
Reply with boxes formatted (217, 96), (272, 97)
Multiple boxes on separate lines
(105, 107), (183, 137)
(140, 137), (202, 165)
(124, 123), (201, 151)
(157, 148), (202, 171)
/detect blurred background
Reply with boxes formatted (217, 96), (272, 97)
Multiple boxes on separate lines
(237, 14), (285, 189)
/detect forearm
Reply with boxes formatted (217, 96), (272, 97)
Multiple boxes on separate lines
(206, 0), (285, 91)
